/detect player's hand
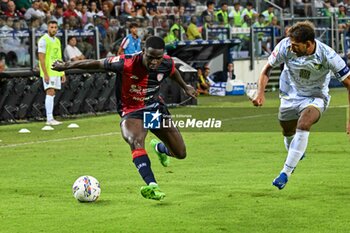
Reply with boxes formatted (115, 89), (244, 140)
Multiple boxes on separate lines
(52, 60), (67, 71)
(252, 92), (265, 107)
(61, 75), (66, 84)
(184, 84), (198, 98)
(44, 74), (49, 84)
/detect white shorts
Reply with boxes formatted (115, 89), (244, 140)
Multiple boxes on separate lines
(278, 96), (330, 121)
(43, 76), (62, 90)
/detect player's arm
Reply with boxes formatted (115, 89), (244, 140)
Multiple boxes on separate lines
(52, 59), (105, 71)
(117, 38), (128, 55)
(252, 62), (272, 107)
(342, 75), (350, 134)
(117, 47), (124, 55)
(38, 52), (50, 83)
(170, 68), (197, 98)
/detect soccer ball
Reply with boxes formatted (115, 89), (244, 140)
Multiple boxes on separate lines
(72, 175), (101, 202)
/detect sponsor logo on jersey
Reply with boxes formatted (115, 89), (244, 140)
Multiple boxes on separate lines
(313, 63), (322, 70)
(157, 73), (164, 81)
(109, 56), (120, 63)
(130, 75), (139, 80)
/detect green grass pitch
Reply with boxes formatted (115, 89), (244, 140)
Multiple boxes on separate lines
(0, 89), (349, 233)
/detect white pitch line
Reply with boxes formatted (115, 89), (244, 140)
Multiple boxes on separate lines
(220, 113), (277, 121)
(0, 132), (120, 149)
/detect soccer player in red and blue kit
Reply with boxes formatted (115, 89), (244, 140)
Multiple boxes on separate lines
(52, 36), (197, 200)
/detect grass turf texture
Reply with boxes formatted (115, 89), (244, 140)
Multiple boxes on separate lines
(0, 89), (349, 233)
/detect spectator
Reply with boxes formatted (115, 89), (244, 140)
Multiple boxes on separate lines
(186, 16), (201, 40)
(24, 0), (45, 20)
(63, 0), (78, 19)
(40, 1), (51, 22)
(202, 14), (214, 40)
(97, 1), (112, 20)
(164, 16), (185, 43)
(241, 2), (258, 21)
(135, 0), (148, 18)
(14, 0), (31, 14)
(51, 3), (64, 28)
(80, 4), (89, 26)
(87, 1), (99, 19)
(223, 62), (235, 82)
(146, 0), (158, 17)
(215, 2), (229, 27)
(108, 18), (120, 43)
(177, 5), (188, 26)
(75, 2), (83, 18)
(4, 1), (23, 18)
(64, 36), (86, 61)
(0, 17), (14, 30)
(28, 16), (41, 30)
(118, 22), (141, 55)
(269, 16), (281, 37)
(0, 0), (9, 14)
(200, 1), (215, 25)
(261, 6), (274, 25)
(197, 66), (210, 95)
(120, 0), (135, 18)
(229, 2), (243, 27)
(337, 3), (349, 30)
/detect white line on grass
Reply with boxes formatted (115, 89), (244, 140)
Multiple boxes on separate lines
(0, 132), (119, 149)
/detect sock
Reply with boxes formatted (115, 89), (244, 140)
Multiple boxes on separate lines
(284, 135), (294, 151)
(156, 142), (170, 156)
(282, 129), (310, 176)
(45, 95), (54, 121)
(132, 149), (156, 185)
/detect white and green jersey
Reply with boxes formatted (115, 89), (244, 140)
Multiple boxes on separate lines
(268, 38), (350, 99)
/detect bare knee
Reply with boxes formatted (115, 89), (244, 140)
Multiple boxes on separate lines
(172, 147), (186, 159)
(282, 129), (295, 137)
(123, 135), (145, 149)
(297, 122), (311, 131)
(46, 88), (55, 96)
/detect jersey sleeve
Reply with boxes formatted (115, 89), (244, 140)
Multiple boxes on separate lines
(326, 49), (350, 82)
(104, 55), (125, 74)
(268, 38), (287, 68)
(120, 37), (129, 49)
(38, 37), (46, 54)
(169, 57), (175, 76)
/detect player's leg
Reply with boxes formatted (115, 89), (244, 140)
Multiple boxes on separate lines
(274, 106), (320, 189)
(151, 118), (186, 160)
(44, 77), (62, 125)
(279, 120), (298, 151)
(281, 106), (320, 174)
(121, 118), (165, 200)
(45, 88), (57, 124)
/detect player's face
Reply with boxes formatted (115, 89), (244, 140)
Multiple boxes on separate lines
(144, 48), (164, 70)
(290, 39), (309, 57)
(48, 23), (58, 37)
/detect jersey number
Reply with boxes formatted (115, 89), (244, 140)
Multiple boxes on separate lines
(299, 69), (311, 79)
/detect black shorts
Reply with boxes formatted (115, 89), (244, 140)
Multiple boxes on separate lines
(121, 102), (171, 122)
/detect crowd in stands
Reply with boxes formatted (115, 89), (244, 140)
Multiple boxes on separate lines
(1, 0), (350, 69)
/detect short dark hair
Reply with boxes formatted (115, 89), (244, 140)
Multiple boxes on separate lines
(129, 22), (138, 29)
(68, 36), (76, 42)
(145, 36), (165, 50)
(206, 1), (214, 7)
(48, 20), (58, 25)
(288, 21), (315, 43)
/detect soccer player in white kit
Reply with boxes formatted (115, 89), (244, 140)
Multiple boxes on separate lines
(252, 21), (350, 190)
